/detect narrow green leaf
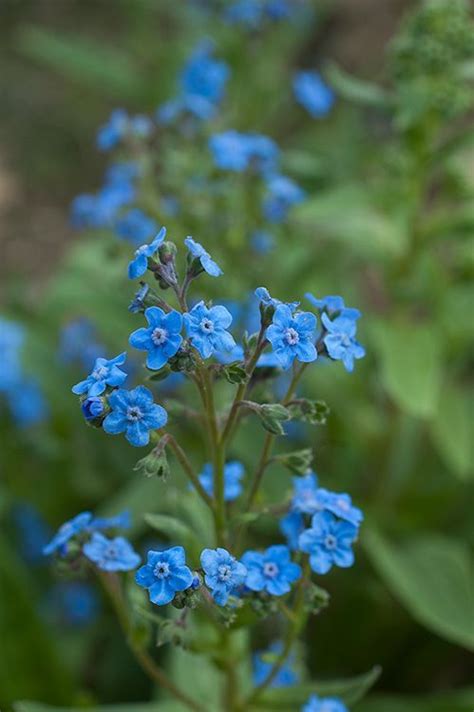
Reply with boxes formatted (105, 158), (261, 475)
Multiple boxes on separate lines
(430, 385), (473, 480)
(326, 62), (393, 108)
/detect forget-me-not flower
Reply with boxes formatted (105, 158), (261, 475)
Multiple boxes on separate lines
(83, 532), (141, 572)
(185, 237), (222, 277)
(43, 512), (93, 556)
(306, 293), (361, 321)
(302, 694), (348, 712)
(263, 174), (305, 223)
(89, 511), (131, 531)
(293, 71), (335, 118)
(135, 546), (194, 605)
(255, 287), (299, 312)
(299, 511), (358, 574)
(201, 548), (247, 605)
(97, 109), (152, 151)
(266, 305), (317, 370)
(321, 313), (365, 373)
(129, 307), (183, 370)
(209, 131), (278, 174)
(242, 545), (301, 596)
(128, 227), (167, 280)
(72, 352), (127, 397)
(181, 42), (230, 105)
(115, 208), (157, 246)
(198, 461), (244, 501)
(322, 491), (363, 527)
(291, 473), (328, 515)
(81, 396), (105, 421)
(279, 511), (305, 550)
(102, 386), (167, 447)
(184, 301), (235, 359)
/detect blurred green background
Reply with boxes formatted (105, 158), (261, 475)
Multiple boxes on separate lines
(1, 1), (473, 710)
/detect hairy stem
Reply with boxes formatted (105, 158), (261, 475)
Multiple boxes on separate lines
(164, 432), (214, 509)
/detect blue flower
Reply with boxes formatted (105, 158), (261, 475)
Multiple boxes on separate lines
(266, 305), (317, 370)
(128, 283), (150, 314)
(301, 695), (348, 712)
(253, 641), (298, 687)
(293, 71), (335, 118)
(135, 546), (194, 605)
(321, 313), (365, 373)
(201, 548), (247, 605)
(242, 545), (301, 596)
(58, 318), (105, 370)
(198, 461), (244, 501)
(128, 227), (166, 280)
(180, 42), (230, 104)
(81, 396), (105, 421)
(255, 287), (299, 312)
(0, 318), (24, 390)
(115, 209), (158, 246)
(89, 511), (131, 531)
(102, 386), (167, 447)
(322, 491), (363, 527)
(72, 352), (127, 397)
(209, 131), (278, 174)
(43, 512), (93, 556)
(157, 95), (216, 125)
(279, 511), (305, 550)
(13, 503), (52, 564)
(8, 379), (49, 427)
(71, 164), (137, 230)
(298, 511), (358, 574)
(97, 109), (152, 151)
(263, 175), (305, 223)
(83, 532), (141, 571)
(291, 473), (328, 515)
(185, 237), (222, 277)
(305, 293), (361, 321)
(129, 307), (183, 370)
(184, 301), (235, 359)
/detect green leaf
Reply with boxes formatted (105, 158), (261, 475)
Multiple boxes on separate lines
(144, 513), (198, 554)
(364, 529), (474, 651)
(430, 385), (473, 480)
(354, 686), (474, 712)
(295, 186), (408, 259)
(14, 704), (182, 712)
(370, 321), (442, 418)
(16, 26), (144, 98)
(326, 62), (393, 108)
(222, 362), (248, 385)
(254, 666), (381, 709)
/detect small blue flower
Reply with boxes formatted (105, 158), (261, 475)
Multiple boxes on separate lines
(266, 305), (317, 370)
(180, 42), (230, 104)
(253, 641), (298, 688)
(200, 547), (247, 605)
(255, 287), (299, 312)
(58, 318), (105, 370)
(322, 491), (363, 527)
(128, 227), (167, 280)
(291, 473), (328, 515)
(129, 307), (183, 370)
(71, 164), (137, 230)
(128, 283), (150, 314)
(321, 313), (365, 373)
(298, 511), (358, 575)
(8, 380), (49, 427)
(293, 71), (335, 118)
(242, 545), (301, 596)
(43, 512), (92, 556)
(81, 396), (105, 421)
(12, 503), (52, 564)
(115, 209), (157, 246)
(209, 131), (278, 174)
(185, 237), (223, 277)
(279, 511), (305, 550)
(157, 95), (216, 125)
(301, 694), (348, 712)
(198, 461), (244, 501)
(135, 546), (194, 605)
(89, 511), (131, 531)
(72, 352), (127, 397)
(184, 301), (236, 359)
(0, 318), (24, 390)
(83, 532), (141, 572)
(102, 386), (167, 447)
(263, 174), (305, 223)
(305, 293), (361, 321)
(97, 109), (152, 151)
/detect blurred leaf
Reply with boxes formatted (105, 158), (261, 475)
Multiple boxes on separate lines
(15, 704), (182, 712)
(0, 537), (75, 704)
(364, 529), (474, 651)
(430, 384), (473, 480)
(254, 666), (381, 709)
(326, 63), (393, 108)
(370, 321), (442, 418)
(16, 26), (144, 98)
(144, 513), (197, 550)
(354, 687), (474, 712)
(295, 186), (408, 259)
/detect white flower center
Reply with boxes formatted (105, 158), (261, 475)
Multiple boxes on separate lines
(337, 498), (349, 511)
(285, 327), (299, 345)
(218, 564), (232, 581)
(340, 334), (351, 347)
(126, 406), (143, 422)
(200, 318), (215, 333)
(92, 365), (108, 380)
(154, 562), (170, 579)
(135, 245), (148, 257)
(151, 327), (168, 346)
(324, 534), (337, 550)
(263, 562), (279, 578)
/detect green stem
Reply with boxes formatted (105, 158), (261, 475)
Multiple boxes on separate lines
(98, 571), (203, 712)
(164, 432), (215, 510)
